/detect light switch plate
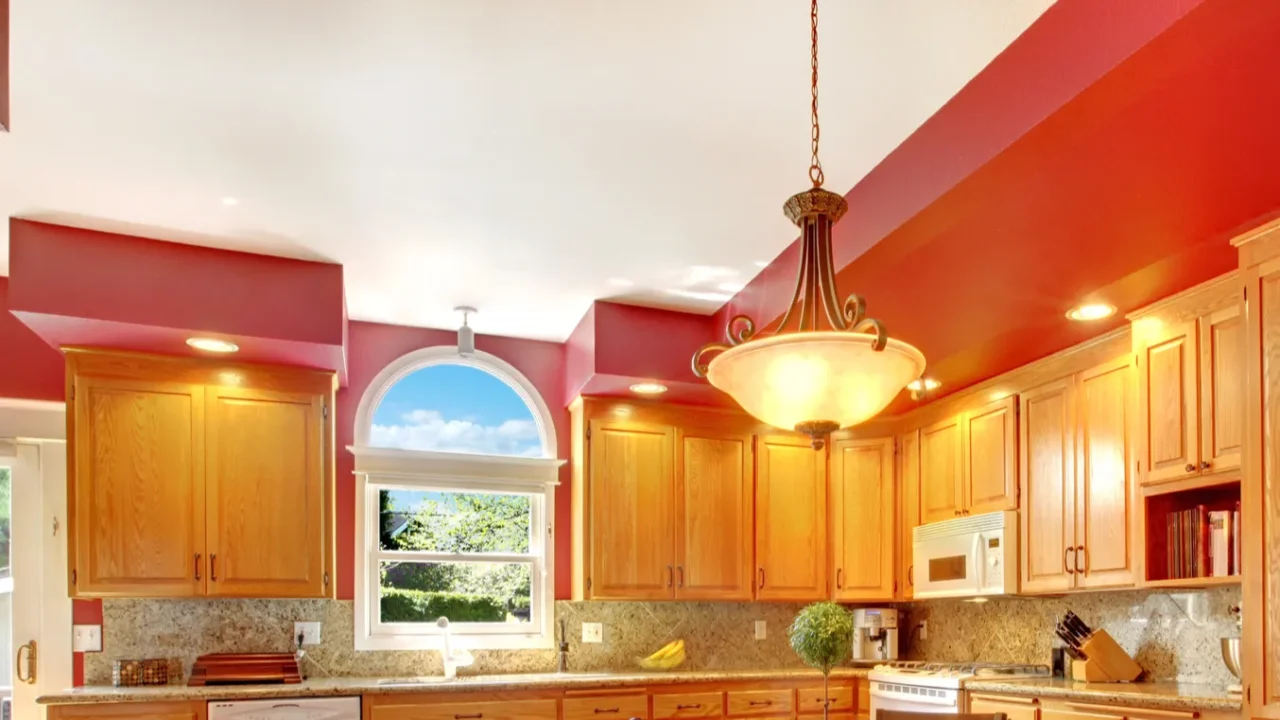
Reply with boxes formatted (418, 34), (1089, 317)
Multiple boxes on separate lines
(582, 622), (603, 643)
(294, 621), (322, 646)
(73, 624), (102, 653)
(918, 620), (928, 640)
(754, 620), (767, 640)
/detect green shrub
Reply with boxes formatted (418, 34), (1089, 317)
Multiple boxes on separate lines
(380, 588), (505, 623)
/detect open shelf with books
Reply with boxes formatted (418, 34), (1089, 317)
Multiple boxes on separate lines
(1143, 478), (1241, 587)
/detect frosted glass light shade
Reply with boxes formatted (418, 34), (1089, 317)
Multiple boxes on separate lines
(705, 331), (926, 431)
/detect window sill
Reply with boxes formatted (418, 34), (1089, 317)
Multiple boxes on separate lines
(355, 632), (555, 652)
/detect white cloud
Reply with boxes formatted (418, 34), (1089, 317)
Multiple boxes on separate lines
(371, 409), (543, 457)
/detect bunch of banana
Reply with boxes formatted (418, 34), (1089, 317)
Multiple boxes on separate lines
(638, 639), (686, 670)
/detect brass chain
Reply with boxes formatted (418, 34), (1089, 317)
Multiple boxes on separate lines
(808, 0), (824, 188)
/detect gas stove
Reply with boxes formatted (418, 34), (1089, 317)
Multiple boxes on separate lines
(868, 661), (1051, 714)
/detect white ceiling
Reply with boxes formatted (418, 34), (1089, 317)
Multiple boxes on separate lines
(0, 0), (1052, 341)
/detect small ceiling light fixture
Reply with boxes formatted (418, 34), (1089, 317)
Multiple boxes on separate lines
(629, 382), (669, 395)
(692, 0), (924, 449)
(186, 337), (239, 353)
(1066, 303), (1116, 321)
(906, 377), (941, 401)
(455, 306), (477, 357)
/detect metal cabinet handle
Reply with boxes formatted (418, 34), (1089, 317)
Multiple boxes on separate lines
(16, 641), (36, 685)
(667, 565), (674, 588)
(676, 705), (703, 710)
(677, 565), (684, 588)
(836, 568), (843, 589)
(758, 568), (766, 589)
(1185, 463), (1196, 473)
(455, 714), (484, 719)
(1200, 460), (1211, 470)
(195, 553), (201, 581)
(1064, 546), (1076, 574)
(594, 709), (620, 714)
(211, 554), (218, 581)
(749, 700), (773, 707)
(1076, 545), (1087, 574)
(907, 565), (913, 586)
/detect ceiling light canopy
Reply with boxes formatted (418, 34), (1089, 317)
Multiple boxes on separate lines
(186, 337), (239, 353)
(1066, 303), (1116, 321)
(692, 0), (925, 450)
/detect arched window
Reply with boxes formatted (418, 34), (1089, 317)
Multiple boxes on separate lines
(351, 348), (562, 651)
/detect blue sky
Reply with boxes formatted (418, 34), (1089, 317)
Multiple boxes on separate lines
(370, 364), (542, 457)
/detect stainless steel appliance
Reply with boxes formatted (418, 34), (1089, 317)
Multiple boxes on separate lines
(208, 696), (360, 720)
(868, 662), (1050, 715)
(852, 608), (899, 662)
(913, 510), (1017, 599)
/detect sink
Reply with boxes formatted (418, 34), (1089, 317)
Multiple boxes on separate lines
(375, 677), (454, 686)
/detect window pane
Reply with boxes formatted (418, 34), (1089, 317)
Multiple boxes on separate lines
(370, 364), (542, 457)
(0, 467), (9, 580)
(379, 489), (530, 553)
(380, 561), (532, 624)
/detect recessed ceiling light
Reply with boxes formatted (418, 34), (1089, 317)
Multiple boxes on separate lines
(907, 378), (941, 392)
(1066, 303), (1116, 321)
(629, 382), (669, 395)
(186, 337), (239, 353)
(607, 277), (635, 288)
(220, 197), (240, 207)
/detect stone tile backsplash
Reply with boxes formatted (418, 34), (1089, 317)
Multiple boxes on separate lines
(85, 587), (1242, 686)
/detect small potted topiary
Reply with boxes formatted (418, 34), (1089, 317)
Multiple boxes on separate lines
(788, 602), (854, 720)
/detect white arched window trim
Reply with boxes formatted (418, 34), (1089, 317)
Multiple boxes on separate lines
(350, 346), (564, 652)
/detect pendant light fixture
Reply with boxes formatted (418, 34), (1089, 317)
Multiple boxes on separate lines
(692, 0), (925, 450)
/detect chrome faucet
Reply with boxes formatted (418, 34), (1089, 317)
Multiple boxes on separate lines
(437, 617), (474, 679)
(557, 618), (570, 673)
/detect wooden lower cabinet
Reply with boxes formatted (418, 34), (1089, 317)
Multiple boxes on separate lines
(969, 694), (1236, 720)
(364, 695), (560, 720)
(726, 689), (793, 717)
(564, 695), (649, 720)
(969, 694), (1040, 720)
(797, 686), (853, 715)
(653, 693), (723, 720)
(47, 702), (206, 720)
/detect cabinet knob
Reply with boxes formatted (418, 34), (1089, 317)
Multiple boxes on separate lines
(1200, 461), (1211, 470)
(1185, 463), (1196, 473)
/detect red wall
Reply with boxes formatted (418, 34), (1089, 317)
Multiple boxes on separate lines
(0, 277), (65, 401)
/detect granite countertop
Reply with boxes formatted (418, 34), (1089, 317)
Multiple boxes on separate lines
(965, 677), (1243, 713)
(38, 667), (870, 705)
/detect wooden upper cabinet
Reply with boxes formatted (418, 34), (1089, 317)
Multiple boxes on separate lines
(756, 435), (826, 601)
(919, 416), (963, 523)
(896, 430), (920, 600)
(70, 376), (206, 597)
(674, 428), (753, 600)
(1139, 320), (1200, 484)
(830, 437), (894, 601)
(205, 386), (327, 598)
(1019, 377), (1076, 594)
(963, 395), (1018, 514)
(1200, 304), (1244, 475)
(587, 419), (676, 599)
(1075, 356), (1135, 589)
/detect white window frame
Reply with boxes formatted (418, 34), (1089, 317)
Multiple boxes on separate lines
(351, 347), (563, 651)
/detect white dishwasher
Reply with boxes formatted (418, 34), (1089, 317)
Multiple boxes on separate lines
(208, 696), (360, 720)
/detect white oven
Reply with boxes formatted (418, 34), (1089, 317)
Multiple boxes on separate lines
(912, 510), (1017, 599)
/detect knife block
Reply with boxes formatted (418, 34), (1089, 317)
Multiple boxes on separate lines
(1070, 630), (1143, 682)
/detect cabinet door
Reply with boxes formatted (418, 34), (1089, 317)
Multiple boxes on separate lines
(70, 376), (205, 597)
(830, 438), (895, 601)
(1140, 320), (1200, 484)
(47, 700), (207, 720)
(674, 427), (753, 600)
(1076, 356), (1137, 589)
(1247, 260), (1280, 717)
(587, 420), (675, 599)
(963, 395), (1018, 514)
(1200, 304), (1244, 475)
(1018, 378), (1076, 594)
(756, 435), (827, 601)
(205, 387), (327, 598)
(968, 695), (1039, 720)
(919, 416), (964, 523)
(896, 430), (920, 600)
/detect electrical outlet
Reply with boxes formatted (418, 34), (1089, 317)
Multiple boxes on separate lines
(754, 620), (767, 640)
(918, 620), (928, 640)
(582, 622), (604, 643)
(73, 624), (102, 653)
(294, 621), (322, 646)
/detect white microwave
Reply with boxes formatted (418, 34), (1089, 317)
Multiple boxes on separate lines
(913, 510), (1017, 599)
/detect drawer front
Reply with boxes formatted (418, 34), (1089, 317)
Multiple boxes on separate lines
(368, 699), (559, 720)
(726, 690), (793, 717)
(970, 696), (1039, 720)
(564, 695), (650, 720)
(653, 693), (723, 720)
(797, 687), (854, 715)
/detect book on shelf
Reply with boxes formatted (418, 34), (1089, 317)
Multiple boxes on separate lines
(1165, 504), (1237, 580)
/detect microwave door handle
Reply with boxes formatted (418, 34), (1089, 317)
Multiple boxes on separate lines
(972, 533), (984, 589)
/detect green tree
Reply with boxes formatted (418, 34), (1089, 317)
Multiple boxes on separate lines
(0, 467), (10, 580)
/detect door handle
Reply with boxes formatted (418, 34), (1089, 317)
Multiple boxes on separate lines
(836, 568), (843, 589)
(757, 568), (765, 589)
(16, 640), (36, 685)
(211, 554), (218, 581)
(677, 565), (684, 588)
(667, 565), (673, 588)
(907, 565), (913, 586)
(195, 553), (201, 581)
(1064, 546), (1076, 574)
(1075, 545), (1087, 574)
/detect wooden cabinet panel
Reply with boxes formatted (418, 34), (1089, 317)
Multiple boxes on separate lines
(896, 430), (920, 600)
(1249, 261), (1280, 716)
(564, 695), (649, 720)
(47, 701), (207, 720)
(1140, 321), (1199, 484)
(856, 681), (869, 718)
(726, 690), (793, 717)
(675, 429), (753, 600)
(797, 686), (853, 715)
(367, 698), (559, 720)
(71, 376), (205, 597)
(1076, 357), (1136, 589)
(654, 693), (724, 720)
(588, 420), (676, 599)
(205, 386), (326, 598)
(1019, 378), (1076, 594)
(968, 695), (1039, 720)
(919, 416), (963, 523)
(1200, 304), (1244, 474)
(756, 436), (826, 601)
(830, 438), (894, 601)
(964, 395), (1018, 514)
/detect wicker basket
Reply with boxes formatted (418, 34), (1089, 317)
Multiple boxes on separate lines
(112, 659), (170, 687)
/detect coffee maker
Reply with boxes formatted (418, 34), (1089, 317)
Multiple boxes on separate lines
(852, 608), (899, 662)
